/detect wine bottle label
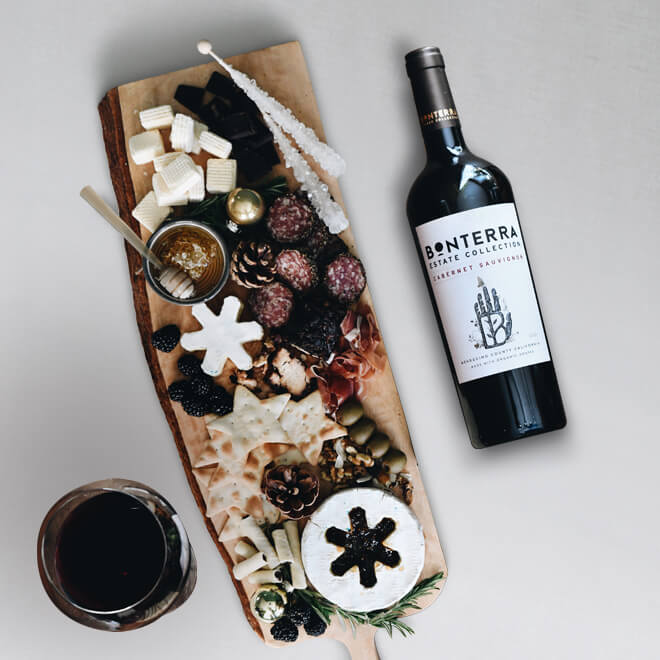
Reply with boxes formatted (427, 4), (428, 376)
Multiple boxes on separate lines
(416, 203), (550, 383)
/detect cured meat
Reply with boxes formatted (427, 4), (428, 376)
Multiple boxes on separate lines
(275, 249), (318, 293)
(324, 254), (366, 303)
(340, 307), (386, 372)
(249, 282), (294, 328)
(304, 217), (330, 259)
(285, 302), (345, 360)
(266, 194), (314, 243)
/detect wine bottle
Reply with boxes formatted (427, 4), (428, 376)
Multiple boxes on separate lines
(405, 47), (566, 448)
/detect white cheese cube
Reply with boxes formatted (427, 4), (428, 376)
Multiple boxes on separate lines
(152, 173), (188, 207)
(139, 105), (174, 130)
(129, 130), (165, 165)
(199, 130), (232, 158)
(192, 121), (208, 155)
(170, 113), (195, 152)
(206, 158), (237, 194)
(153, 151), (183, 172)
(160, 154), (198, 195)
(187, 166), (205, 202)
(131, 191), (171, 233)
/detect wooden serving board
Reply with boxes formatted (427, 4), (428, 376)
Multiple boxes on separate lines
(98, 41), (446, 658)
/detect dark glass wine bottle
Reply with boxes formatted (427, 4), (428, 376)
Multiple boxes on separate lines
(405, 47), (566, 448)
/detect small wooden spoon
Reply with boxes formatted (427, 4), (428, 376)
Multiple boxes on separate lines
(80, 186), (195, 299)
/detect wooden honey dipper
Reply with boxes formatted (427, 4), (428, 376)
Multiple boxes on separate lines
(80, 186), (195, 300)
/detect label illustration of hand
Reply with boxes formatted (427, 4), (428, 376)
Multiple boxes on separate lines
(474, 286), (512, 348)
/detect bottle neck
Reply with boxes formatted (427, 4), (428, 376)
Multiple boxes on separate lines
(408, 64), (467, 162)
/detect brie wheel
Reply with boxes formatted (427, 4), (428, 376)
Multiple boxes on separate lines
(301, 487), (425, 612)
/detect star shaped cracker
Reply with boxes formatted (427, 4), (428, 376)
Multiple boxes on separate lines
(205, 386), (290, 470)
(279, 390), (346, 464)
(180, 298), (263, 376)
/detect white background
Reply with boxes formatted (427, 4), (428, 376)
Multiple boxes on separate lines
(1, 1), (659, 658)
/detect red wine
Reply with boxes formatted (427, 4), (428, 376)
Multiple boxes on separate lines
(405, 47), (566, 448)
(55, 491), (166, 612)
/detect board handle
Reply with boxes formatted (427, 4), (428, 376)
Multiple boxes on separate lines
(339, 625), (380, 660)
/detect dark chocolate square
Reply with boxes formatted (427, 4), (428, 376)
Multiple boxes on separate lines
(174, 85), (205, 114)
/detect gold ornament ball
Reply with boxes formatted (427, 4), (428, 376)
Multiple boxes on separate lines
(226, 188), (265, 226)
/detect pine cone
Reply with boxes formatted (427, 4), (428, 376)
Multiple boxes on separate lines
(230, 241), (276, 289)
(262, 464), (320, 519)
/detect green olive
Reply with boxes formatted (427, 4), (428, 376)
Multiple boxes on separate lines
(382, 448), (407, 474)
(337, 398), (364, 426)
(250, 584), (287, 623)
(348, 417), (375, 445)
(367, 432), (390, 458)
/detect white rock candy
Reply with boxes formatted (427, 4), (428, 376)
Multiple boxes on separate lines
(206, 158), (237, 194)
(180, 298), (263, 376)
(128, 130), (164, 165)
(187, 165), (205, 202)
(153, 151), (183, 172)
(159, 153), (199, 195)
(199, 130), (232, 158)
(139, 105), (174, 130)
(152, 173), (188, 207)
(170, 113), (195, 152)
(263, 114), (348, 234)
(131, 191), (171, 233)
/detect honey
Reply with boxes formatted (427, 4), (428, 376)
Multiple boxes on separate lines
(152, 224), (225, 299)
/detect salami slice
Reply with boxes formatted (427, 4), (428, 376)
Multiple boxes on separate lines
(304, 217), (330, 259)
(275, 249), (318, 293)
(324, 254), (367, 304)
(266, 194), (314, 243)
(249, 282), (294, 328)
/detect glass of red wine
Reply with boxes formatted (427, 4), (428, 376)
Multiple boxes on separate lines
(37, 478), (196, 631)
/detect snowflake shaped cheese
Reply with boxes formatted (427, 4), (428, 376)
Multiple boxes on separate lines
(180, 298), (263, 376)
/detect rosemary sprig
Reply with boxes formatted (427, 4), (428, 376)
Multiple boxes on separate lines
(182, 176), (289, 229)
(297, 571), (444, 637)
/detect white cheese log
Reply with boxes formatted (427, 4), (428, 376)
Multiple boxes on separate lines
(129, 130), (164, 165)
(284, 520), (306, 589)
(235, 540), (257, 558)
(272, 528), (294, 565)
(248, 569), (283, 585)
(240, 516), (279, 569)
(232, 552), (267, 581)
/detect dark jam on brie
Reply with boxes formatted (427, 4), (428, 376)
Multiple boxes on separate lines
(325, 506), (401, 587)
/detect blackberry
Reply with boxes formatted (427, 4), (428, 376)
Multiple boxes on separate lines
(286, 600), (312, 627)
(207, 386), (233, 415)
(182, 396), (210, 417)
(303, 611), (327, 637)
(189, 374), (212, 397)
(151, 324), (180, 352)
(178, 353), (202, 377)
(270, 616), (298, 643)
(168, 380), (190, 402)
